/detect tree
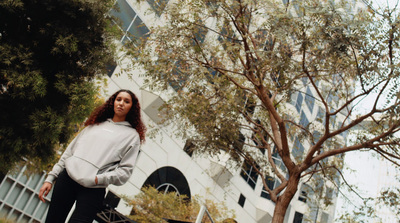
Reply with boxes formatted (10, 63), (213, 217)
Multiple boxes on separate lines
(126, 186), (236, 223)
(378, 185), (400, 220)
(131, 0), (400, 222)
(0, 0), (118, 173)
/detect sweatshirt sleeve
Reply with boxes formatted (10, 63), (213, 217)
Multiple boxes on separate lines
(44, 128), (86, 184)
(96, 141), (140, 187)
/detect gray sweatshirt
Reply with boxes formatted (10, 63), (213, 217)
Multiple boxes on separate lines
(45, 119), (140, 188)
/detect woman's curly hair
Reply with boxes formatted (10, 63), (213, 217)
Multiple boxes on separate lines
(84, 89), (146, 143)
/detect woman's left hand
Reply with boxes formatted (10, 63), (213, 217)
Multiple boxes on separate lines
(38, 182), (53, 202)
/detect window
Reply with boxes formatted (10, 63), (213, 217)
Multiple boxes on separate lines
(304, 87), (315, 112)
(264, 33), (274, 51)
(314, 174), (324, 191)
(293, 212), (303, 223)
(146, 0), (169, 16)
(106, 62), (117, 77)
(316, 107), (324, 122)
(299, 111), (309, 127)
(252, 120), (268, 153)
(110, 0), (150, 46)
(238, 194), (246, 207)
(293, 1), (305, 17)
(169, 60), (188, 92)
(295, 93), (303, 112)
(206, 64), (220, 80)
(218, 21), (241, 62)
(125, 16), (150, 45)
(337, 121), (349, 140)
(329, 113), (336, 128)
(301, 76), (308, 85)
(183, 139), (195, 157)
(298, 190), (307, 203)
(244, 95), (256, 116)
(142, 167), (191, 199)
(298, 184), (311, 203)
(111, 0), (136, 31)
(218, 21), (237, 47)
(292, 137), (305, 160)
(260, 176), (278, 200)
(234, 132), (245, 152)
(321, 212), (329, 223)
(157, 183), (180, 195)
(240, 161), (259, 189)
(191, 20), (208, 45)
(271, 71), (283, 88)
(327, 93), (339, 108)
(272, 146), (286, 171)
(325, 187), (334, 200)
(312, 130), (321, 144)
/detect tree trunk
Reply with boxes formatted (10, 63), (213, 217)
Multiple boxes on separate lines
(271, 174), (301, 223)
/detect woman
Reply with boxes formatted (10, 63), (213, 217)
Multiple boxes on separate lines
(38, 89), (146, 223)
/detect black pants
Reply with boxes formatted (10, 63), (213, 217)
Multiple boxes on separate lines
(45, 169), (105, 223)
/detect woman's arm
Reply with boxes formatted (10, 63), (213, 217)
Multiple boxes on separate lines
(44, 127), (88, 184)
(96, 142), (140, 186)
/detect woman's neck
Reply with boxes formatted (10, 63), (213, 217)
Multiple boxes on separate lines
(112, 115), (126, 123)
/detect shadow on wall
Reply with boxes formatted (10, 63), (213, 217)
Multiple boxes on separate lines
(142, 166), (191, 199)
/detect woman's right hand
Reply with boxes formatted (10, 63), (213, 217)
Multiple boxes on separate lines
(38, 182), (52, 202)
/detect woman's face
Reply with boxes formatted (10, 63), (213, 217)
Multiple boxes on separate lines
(113, 92), (133, 121)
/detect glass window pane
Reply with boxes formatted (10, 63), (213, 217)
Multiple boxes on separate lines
(121, 35), (130, 45)
(295, 93), (303, 112)
(106, 63), (117, 78)
(249, 167), (258, 182)
(299, 111), (309, 126)
(305, 87), (315, 112)
(238, 194), (246, 207)
(127, 16), (150, 44)
(248, 180), (255, 189)
(240, 161), (258, 189)
(265, 176), (275, 190)
(110, 0), (136, 31)
(321, 212), (329, 223)
(147, 0), (169, 16)
(292, 137), (305, 159)
(293, 212), (303, 223)
(260, 191), (271, 200)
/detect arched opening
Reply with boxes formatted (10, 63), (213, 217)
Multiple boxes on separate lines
(142, 166), (191, 199)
